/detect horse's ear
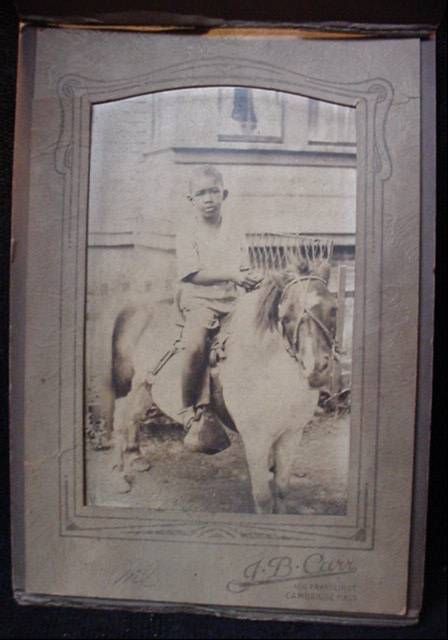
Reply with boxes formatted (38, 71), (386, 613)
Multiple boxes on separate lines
(287, 252), (309, 275)
(296, 257), (309, 275)
(298, 237), (333, 282)
(314, 263), (331, 284)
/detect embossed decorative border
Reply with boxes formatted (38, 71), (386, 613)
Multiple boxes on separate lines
(54, 56), (393, 549)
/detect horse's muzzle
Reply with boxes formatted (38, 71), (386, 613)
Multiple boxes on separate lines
(307, 370), (329, 389)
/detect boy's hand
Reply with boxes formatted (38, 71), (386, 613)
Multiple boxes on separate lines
(233, 268), (264, 291)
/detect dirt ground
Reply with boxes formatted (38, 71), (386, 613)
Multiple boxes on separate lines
(86, 411), (350, 514)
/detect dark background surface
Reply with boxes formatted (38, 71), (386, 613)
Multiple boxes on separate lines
(0, 2), (446, 638)
(10, 0), (448, 27)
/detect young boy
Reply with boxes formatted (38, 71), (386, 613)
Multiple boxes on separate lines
(176, 165), (262, 452)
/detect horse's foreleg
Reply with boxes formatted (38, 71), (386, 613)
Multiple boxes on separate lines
(111, 397), (131, 473)
(243, 436), (275, 514)
(273, 428), (302, 514)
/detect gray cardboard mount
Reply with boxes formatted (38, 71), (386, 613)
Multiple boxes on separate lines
(9, 27), (435, 624)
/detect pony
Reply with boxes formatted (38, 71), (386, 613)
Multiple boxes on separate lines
(108, 242), (343, 514)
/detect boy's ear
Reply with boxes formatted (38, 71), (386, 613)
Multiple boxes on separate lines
(222, 189), (229, 200)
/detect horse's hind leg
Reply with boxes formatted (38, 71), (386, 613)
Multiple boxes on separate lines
(111, 381), (153, 493)
(273, 428), (302, 514)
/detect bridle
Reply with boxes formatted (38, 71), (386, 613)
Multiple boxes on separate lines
(277, 275), (340, 368)
(276, 275), (350, 408)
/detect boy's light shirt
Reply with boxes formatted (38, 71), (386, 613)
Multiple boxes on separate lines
(176, 212), (250, 306)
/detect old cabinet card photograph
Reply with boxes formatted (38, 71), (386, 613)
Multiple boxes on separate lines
(9, 25), (435, 624)
(85, 87), (355, 513)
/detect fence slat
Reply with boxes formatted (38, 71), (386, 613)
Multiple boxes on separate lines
(336, 265), (347, 350)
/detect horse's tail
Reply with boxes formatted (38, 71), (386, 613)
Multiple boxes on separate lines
(111, 304), (153, 398)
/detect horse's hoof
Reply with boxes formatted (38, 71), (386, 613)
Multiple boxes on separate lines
(131, 456), (151, 472)
(111, 473), (133, 494)
(111, 464), (124, 473)
(125, 445), (140, 453)
(273, 500), (289, 515)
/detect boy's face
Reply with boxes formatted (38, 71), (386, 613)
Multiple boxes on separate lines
(189, 174), (227, 222)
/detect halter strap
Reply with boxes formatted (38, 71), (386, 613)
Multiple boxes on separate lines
(280, 275), (328, 303)
(278, 275), (339, 363)
(303, 307), (336, 348)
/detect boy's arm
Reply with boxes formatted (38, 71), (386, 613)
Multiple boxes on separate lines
(176, 227), (201, 282)
(187, 269), (242, 286)
(177, 226), (242, 284)
(188, 269), (262, 288)
(176, 223), (261, 287)
(185, 225), (262, 289)
(177, 232), (241, 285)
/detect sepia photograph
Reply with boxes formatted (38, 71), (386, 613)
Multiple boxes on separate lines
(9, 25), (433, 622)
(84, 87), (356, 515)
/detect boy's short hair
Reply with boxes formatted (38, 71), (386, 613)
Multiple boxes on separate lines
(189, 165), (224, 194)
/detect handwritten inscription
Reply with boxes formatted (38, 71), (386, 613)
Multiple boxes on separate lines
(112, 563), (157, 589)
(227, 553), (357, 593)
